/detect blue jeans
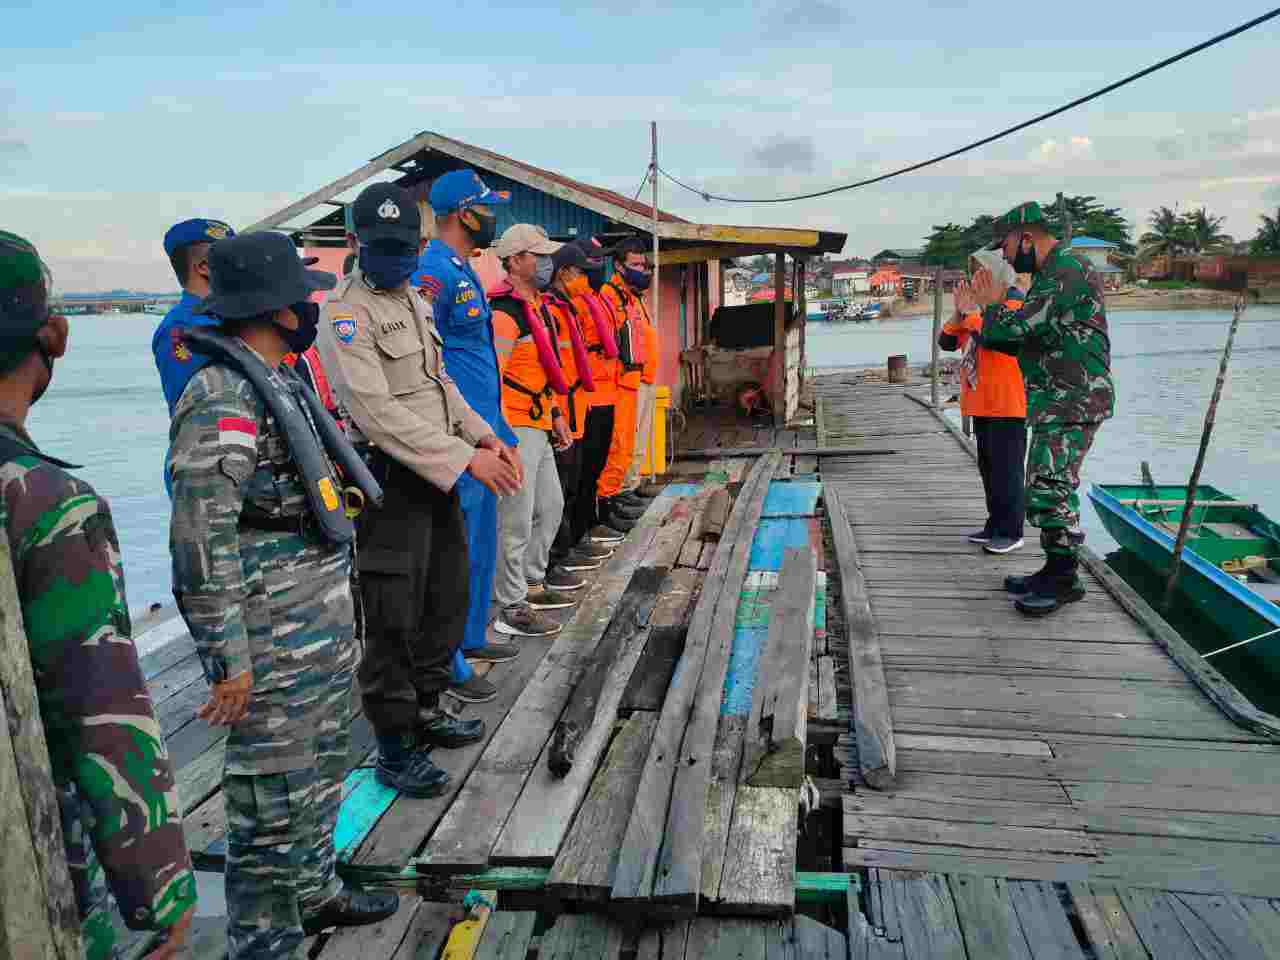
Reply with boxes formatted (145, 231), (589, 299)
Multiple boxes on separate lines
(451, 472), (499, 683)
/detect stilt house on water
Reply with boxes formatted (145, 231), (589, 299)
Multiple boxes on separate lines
(249, 130), (846, 426)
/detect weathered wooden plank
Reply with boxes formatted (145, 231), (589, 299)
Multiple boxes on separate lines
(678, 446), (896, 460)
(1007, 880), (1089, 959)
(473, 910), (538, 960)
(845, 794), (1086, 832)
(887, 871), (967, 960)
(1236, 897), (1280, 957)
(539, 913), (626, 960)
(686, 917), (767, 959)
(613, 452), (780, 910)
(703, 488), (732, 542)
(817, 656), (838, 722)
(650, 453), (782, 910)
(849, 768), (1072, 805)
(701, 716), (746, 905)
(946, 875), (1033, 959)
(1118, 887), (1209, 958)
(1164, 892), (1270, 960)
(622, 571), (699, 713)
(419, 500), (676, 874)
(715, 786), (797, 915)
(845, 814), (1097, 857)
(847, 879), (905, 960)
(744, 547), (817, 787)
(894, 733), (1053, 758)
(542, 565), (667, 782)
(321, 895), (426, 957)
(790, 916), (846, 959)
(827, 485), (895, 789)
(547, 713), (658, 902)
(634, 919), (691, 960)
(1067, 883), (1150, 960)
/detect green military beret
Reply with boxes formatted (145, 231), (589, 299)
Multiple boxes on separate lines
(992, 201), (1047, 237)
(0, 231), (52, 375)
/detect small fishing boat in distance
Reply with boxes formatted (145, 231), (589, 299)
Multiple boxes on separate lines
(1089, 482), (1280, 683)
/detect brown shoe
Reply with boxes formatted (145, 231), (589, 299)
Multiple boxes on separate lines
(494, 602), (562, 637)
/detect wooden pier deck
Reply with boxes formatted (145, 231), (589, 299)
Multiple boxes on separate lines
(816, 375), (1280, 958)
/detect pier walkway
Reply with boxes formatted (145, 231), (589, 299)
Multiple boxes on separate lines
(817, 375), (1280, 958)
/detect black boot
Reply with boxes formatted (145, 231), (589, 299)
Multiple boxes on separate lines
(607, 496), (646, 520)
(303, 885), (400, 935)
(418, 707), (485, 748)
(1005, 561), (1051, 595)
(375, 732), (450, 797)
(600, 500), (636, 532)
(1015, 553), (1085, 617)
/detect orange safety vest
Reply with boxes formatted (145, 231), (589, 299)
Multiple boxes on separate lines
(543, 295), (593, 439)
(600, 276), (645, 392)
(639, 303), (659, 385)
(490, 285), (569, 431)
(941, 294), (1027, 420)
(576, 290), (619, 408)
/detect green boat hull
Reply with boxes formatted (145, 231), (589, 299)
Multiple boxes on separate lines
(1089, 484), (1280, 689)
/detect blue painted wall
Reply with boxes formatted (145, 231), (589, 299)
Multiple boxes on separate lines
(484, 173), (613, 241)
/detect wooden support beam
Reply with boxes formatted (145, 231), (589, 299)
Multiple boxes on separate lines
(611, 452), (782, 913)
(743, 547), (818, 788)
(827, 486), (897, 789)
(0, 539), (81, 960)
(773, 253), (787, 428)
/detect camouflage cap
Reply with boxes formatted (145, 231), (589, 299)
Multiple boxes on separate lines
(0, 231), (52, 374)
(992, 201), (1047, 238)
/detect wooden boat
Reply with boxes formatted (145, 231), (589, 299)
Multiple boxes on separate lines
(1088, 483), (1280, 671)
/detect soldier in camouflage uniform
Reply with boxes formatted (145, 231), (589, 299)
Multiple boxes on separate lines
(970, 201), (1115, 616)
(167, 231), (398, 958)
(0, 231), (196, 959)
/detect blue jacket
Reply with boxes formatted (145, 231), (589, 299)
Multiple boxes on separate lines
(152, 291), (220, 415)
(152, 291), (220, 493)
(413, 241), (516, 447)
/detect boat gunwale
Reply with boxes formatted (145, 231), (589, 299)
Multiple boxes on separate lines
(1089, 485), (1280, 631)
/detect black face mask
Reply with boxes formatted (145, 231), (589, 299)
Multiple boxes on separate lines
(31, 345), (53, 405)
(464, 210), (497, 250)
(584, 263), (607, 291)
(279, 302), (319, 354)
(1011, 236), (1038, 275)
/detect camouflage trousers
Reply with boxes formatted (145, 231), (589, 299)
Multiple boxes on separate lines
(1025, 421), (1101, 558)
(223, 540), (356, 959)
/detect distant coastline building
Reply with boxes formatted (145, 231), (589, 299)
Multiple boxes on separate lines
(1068, 236), (1124, 291)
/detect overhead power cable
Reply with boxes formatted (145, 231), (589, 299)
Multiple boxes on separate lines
(658, 6), (1280, 204)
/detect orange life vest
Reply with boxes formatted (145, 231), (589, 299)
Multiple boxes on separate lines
(600, 276), (645, 391)
(576, 290), (619, 407)
(489, 284), (569, 431)
(543, 295), (593, 438)
(942, 294), (1028, 420)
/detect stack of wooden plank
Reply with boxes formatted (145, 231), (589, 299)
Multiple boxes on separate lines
(609, 452), (784, 915)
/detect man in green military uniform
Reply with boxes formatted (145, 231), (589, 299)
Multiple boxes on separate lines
(168, 231), (397, 957)
(0, 231), (196, 959)
(970, 201), (1115, 616)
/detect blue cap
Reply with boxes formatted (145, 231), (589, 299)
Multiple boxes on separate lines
(163, 218), (235, 257)
(428, 169), (511, 215)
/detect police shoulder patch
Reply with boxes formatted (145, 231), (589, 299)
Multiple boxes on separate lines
(332, 312), (357, 344)
(451, 257), (464, 267)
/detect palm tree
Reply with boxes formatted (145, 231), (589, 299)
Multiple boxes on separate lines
(1139, 206), (1189, 259)
(1183, 207), (1232, 253)
(1252, 207), (1280, 255)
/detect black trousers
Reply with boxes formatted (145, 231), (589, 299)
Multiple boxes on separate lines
(356, 451), (468, 736)
(973, 416), (1027, 540)
(570, 404), (616, 545)
(551, 439), (584, 563)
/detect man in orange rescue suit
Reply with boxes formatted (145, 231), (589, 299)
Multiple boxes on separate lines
(597, 236), (654, 530)
(488, 224), (577, 638)
(317, 183), (521, 798)
(543, 240), (616, 575)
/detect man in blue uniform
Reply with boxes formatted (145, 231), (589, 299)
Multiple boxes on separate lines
(152, 218), (236, 493)
(152, 218), (236, 414)
(413, 169), (520, 704)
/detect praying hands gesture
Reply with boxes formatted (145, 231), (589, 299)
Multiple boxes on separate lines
(969, 267), (1005, 308)
(953, 280), (977, 316)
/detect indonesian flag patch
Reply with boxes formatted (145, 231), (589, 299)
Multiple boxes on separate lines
(218, 417), (257, 448)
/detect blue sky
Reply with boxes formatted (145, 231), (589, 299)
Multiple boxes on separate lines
(3, 0), (1277, 289)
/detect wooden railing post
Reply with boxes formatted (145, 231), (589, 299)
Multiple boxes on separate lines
(0, 537), (82, 959)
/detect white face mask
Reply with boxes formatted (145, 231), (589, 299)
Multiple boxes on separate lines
(533, 255), (555, 290)
(971, 248), (1017, 292)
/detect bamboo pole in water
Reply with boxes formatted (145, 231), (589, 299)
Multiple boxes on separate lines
(930, 265), (942, 408)
(1163, 297), (1246, 610)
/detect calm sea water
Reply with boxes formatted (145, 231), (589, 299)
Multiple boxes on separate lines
(35, 309), (1280, 625)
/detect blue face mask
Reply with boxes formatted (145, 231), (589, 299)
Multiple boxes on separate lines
(534, 255), (555, 291)
(623, 265), (652, 291)
(359, 242), (419, 290)
(584, 263), (607, 291)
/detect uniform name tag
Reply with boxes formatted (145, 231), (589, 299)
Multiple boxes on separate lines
(218, 417), (257, 448)
(381, 319), (408, 334)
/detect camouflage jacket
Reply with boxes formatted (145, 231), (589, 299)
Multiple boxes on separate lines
(168, 353), (337, 686)
(0, 421), (195, 951)
(980, 245), (1115, 425)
